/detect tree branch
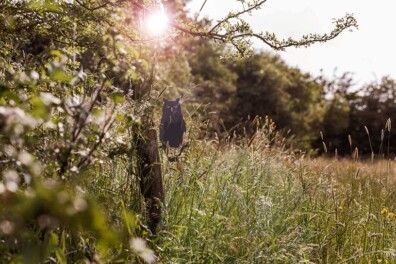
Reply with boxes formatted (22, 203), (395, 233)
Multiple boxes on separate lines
(171, 13), (358, 52)
(74, 0), (113, 11)
(208, 0), (268, 34)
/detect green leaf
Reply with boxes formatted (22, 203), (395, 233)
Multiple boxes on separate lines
(140, 59), (149, 70)
(50, 69), (73, 83)
(110, 93), (125, 104)
(44, 232), (59, 259)
(49, 50), (63, 58)
(55, 248), (67, 264)
(128, 69), (139, 81)
(31, 96), (49, 119)
(128, 47), (140, 60)
(115, 114), (125, 122)
(117, 127), (126, 133)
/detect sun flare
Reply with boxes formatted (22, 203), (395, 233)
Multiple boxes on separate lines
(145, 10), (169, 37)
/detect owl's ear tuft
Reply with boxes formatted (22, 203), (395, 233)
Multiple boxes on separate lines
(176, 97), (180, 102)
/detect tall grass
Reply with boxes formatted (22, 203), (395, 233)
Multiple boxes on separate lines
(93, 120), (396, 263)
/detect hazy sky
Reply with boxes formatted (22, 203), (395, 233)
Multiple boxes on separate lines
(187, 0), (396, 84)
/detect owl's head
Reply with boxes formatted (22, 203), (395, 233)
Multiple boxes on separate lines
(163, 98), (181, 114)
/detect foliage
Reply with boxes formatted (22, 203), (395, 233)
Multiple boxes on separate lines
(0, 0), (159, 261)
(230, 53), (325, 150)
(318, 75), (396, 158)
(187, 45), (325, 151)
(188, 44), (396, 156)
(187, 41), (238, 136)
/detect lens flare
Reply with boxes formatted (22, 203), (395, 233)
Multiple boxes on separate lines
(145, 10), (169, 37)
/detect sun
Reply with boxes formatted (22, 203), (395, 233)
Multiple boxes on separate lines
(145, 10), (169, 37)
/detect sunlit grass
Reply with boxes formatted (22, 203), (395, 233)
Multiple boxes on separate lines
(92, 125), (396, 263)
(156, 137), (396, 262)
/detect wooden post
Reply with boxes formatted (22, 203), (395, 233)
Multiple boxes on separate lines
(136, 128), (164, 234)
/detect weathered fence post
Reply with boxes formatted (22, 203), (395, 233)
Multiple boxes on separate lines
(136, 128), (164, 234)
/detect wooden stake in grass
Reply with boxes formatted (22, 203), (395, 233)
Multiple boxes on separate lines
(136, 129), (164, 234)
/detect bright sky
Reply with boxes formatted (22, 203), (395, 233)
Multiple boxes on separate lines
(187, 0), (396, 84)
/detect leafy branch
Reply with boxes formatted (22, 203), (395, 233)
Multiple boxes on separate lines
(171, 1), (358, 54)
(74, 0), (114, 11)
(208, 0), (268, 34)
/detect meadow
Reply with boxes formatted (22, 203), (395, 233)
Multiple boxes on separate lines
(91, 120), (396, 263)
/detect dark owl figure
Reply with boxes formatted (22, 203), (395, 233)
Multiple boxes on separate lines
(160, 98), (186, 148)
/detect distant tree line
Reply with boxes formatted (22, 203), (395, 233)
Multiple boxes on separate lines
(185, 41), (396, 157)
